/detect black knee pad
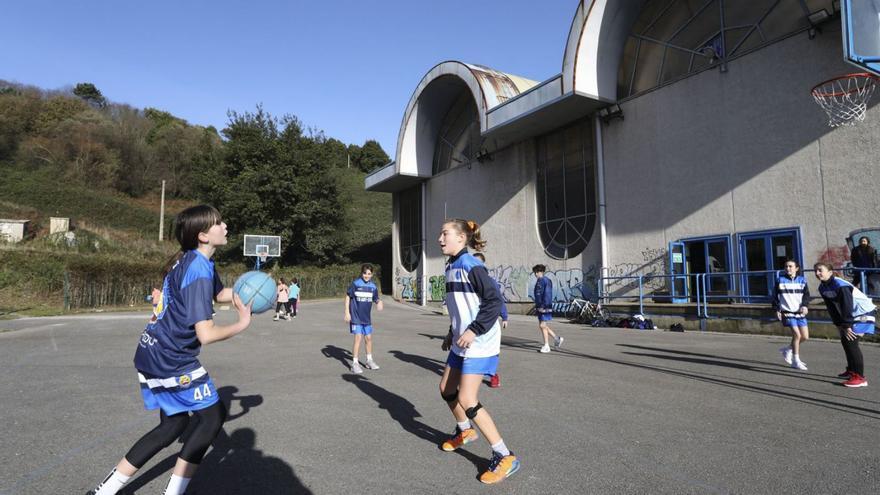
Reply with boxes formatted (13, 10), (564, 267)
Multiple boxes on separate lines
(125, 411), (190, 468)
(441, 390), (458, 403)
(465, 402), (483, 419)
(179, 401), (227, 464)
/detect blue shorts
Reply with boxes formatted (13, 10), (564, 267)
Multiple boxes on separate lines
(538, 312), (553, 322)
(782, 315), (808, 328)
(853, 313), (876, 335)
(139, 368), (219, 416)
(446, 352), (499, 376)
(350, 324), (373, 335)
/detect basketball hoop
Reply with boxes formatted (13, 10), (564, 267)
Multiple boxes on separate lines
(259, 254), (268, 265)
(811, 72), (880, 127)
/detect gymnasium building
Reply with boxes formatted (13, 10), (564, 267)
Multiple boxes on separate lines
(365, 0), (880, 314)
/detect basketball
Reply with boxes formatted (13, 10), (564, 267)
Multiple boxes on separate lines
(233, 271), (276, 314)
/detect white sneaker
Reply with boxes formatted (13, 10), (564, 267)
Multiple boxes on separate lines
(554, 336), (564, 348)
(539, 344), (551, 353)
(792, 361), (808, 371)
(351, 362), (364, 374)
(365, 359), (380, 370)
(779, 346), (792, 365)
(273, 316), (279, 321)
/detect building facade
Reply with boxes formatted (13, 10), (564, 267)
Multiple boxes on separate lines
(366, 0), (879, 308)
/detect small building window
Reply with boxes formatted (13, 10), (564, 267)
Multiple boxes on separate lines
(535, 118), (596, 259)
(398, 186), (422, 272)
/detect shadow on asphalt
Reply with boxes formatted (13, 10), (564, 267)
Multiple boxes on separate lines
(321, 344), (352, 370)
(457, 334), (880, 419)
(121, 387), (312, 494)
(341, 374), (487, 473)
(388, 349), (445, 376)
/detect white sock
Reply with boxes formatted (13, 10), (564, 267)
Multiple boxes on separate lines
(366, 353), (373, 362)
(457, 420), (472, 431)
(94, 468), (131, 495)
(793, 354), (800, 363)
(491, 439), (510, 457)
(163, 474), (191, 495)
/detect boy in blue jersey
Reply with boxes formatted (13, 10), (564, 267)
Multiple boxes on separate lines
(773, 260), (811, 370)
(533, 264), (563, 353)
(344, 264), (383, 374)
(815, 262), (876, 388)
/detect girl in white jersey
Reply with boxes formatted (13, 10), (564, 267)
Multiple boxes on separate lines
(437, 219), (520, 484)
(87, 205), (252, 495)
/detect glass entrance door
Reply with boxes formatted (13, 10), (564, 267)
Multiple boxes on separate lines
(738, 229), (801, 302)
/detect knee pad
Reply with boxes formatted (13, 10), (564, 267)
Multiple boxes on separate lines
(465, 402), (483, 419)
(441, 390), (458, 403)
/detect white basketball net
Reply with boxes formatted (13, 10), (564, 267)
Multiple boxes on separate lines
(811, 73), (879, 127)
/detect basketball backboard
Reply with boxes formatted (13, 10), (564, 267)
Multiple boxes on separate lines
(842, 0), (880, 76)
(243, 235), (281, 257)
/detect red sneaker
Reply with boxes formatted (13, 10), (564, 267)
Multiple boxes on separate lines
(843, 373), (868, 388)
(489, 374), (501, 388)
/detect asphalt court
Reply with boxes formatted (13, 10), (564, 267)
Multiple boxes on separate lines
(1, 300), (878, 494)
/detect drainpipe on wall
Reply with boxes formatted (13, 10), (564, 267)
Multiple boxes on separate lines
(420, 181), (427, 307)
(594, 115), (608, 303)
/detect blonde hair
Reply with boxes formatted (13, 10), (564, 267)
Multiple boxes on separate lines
(445, 218), (486, 251)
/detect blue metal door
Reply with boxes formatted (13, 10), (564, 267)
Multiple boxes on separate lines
(669, 241), (688, 303)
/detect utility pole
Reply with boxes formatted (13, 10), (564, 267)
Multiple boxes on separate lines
(347, 152), (350, 169)
(159, 180), (166, 241)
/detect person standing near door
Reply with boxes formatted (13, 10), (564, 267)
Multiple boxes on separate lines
(773, 260), (810, 371)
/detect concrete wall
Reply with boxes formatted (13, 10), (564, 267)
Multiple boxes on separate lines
(393, 136), (602, 306)
(601, 24), (880, 295)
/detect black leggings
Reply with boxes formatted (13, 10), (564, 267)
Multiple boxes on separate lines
(841, 335), (864, 376)
(125, 401), (227, 468)
(289, 299), (297, 316)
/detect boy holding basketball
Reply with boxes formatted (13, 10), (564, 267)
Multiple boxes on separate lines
(344, 264), (383, 374)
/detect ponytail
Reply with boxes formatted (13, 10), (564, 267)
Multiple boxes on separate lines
(447, 218), (487, 251)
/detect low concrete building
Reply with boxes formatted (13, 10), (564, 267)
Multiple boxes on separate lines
(367, 1), (878, 310)
(0, 219), (29, 243)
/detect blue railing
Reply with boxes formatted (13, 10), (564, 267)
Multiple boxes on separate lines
(598, 267), (880, 326)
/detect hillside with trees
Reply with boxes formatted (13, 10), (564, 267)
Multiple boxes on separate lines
(0, 80), (392, 313)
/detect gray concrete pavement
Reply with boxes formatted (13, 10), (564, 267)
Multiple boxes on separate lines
(1, 300), (878, 494)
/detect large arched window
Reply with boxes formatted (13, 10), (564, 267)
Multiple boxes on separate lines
(536, 118), (596, 259)
(398, 186), (422, 272)
(433, 90), (480, 175)
(618, 0), (826, 98)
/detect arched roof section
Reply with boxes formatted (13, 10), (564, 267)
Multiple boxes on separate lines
(395, 61), (537, 178)
(562, 0), (646, 101)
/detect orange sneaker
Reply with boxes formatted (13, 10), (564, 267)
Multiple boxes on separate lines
(440, 427), (478, 452)
(479, 452), (520, 484)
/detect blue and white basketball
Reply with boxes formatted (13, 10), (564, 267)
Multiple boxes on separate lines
(233, 271), (276, 314)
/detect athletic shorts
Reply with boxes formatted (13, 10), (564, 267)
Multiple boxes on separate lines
(782, 314), (808, 328)
(853, 312), (876, 335)
(446, 352), (499, 376)
(138, 367), (219, 416)
(538, 312), (553, 322)
(350, 324), (373, 335)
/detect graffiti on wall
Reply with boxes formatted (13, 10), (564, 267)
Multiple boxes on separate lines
(428, 275), (446, 301)
(395, 268), (420, 301)
(817, 246), (849, 268)
(604, 247), (668, 293)
(394, 246), (665, 303)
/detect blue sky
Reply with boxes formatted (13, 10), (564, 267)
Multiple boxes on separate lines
(1, 1), (577, 155)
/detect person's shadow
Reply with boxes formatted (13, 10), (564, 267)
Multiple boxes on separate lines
(321, 344), (352, 370)
(341, 374), (485, 472)
(387, 349), (446, 376)
(121, 386), (311, 494)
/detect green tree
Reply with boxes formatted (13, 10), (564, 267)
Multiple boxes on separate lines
(356, 139), (390, 172)
(73, 82), (107, 108)
(196, 106), (347, 264)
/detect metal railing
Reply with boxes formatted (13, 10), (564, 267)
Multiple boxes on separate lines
(598, 267), (880, 327)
